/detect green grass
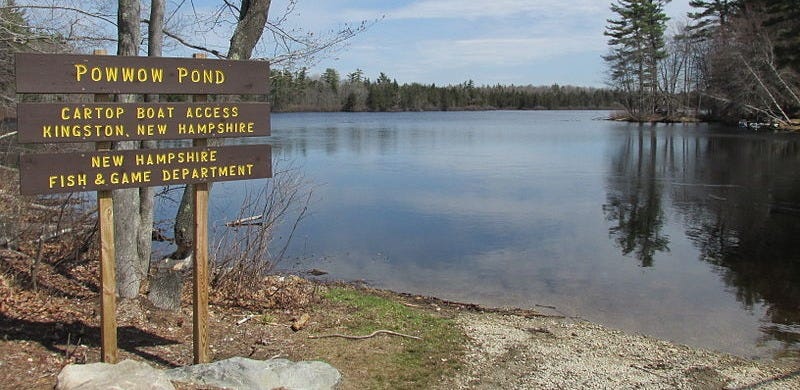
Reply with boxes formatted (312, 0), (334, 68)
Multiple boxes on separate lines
(319, 287), (466, 389)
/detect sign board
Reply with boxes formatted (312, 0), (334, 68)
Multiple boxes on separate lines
(17, 102), (270, 143)
(15, 53), (270, 94)
(19, 144), (271, 194)
(15, 51), (272, 365)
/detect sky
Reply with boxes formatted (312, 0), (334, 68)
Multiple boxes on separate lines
(196, 0), (694, 87)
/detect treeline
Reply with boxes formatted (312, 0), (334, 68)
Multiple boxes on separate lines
(269, 68), (622, 112)
(605, 0), (800, 124)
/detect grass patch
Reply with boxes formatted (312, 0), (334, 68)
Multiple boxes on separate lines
(308, 287), (466, 389)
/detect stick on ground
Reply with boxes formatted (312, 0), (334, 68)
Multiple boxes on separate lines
(309, 329), (422, 341)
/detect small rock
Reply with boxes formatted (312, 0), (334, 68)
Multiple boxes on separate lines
(307, 268), (328, 276)
(291, 313), (311, 331)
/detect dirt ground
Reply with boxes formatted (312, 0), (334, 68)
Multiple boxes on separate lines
(1, 247), (799, 389)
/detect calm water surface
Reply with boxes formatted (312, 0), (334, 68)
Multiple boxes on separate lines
(205, 111), (800, 359)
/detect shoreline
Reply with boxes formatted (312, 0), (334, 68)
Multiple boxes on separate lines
(342, 283), (800, 389)
(2, 255), (799, 388)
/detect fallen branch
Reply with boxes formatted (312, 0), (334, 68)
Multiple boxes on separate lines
(0, 164), (18, 172)
(309, 329), (422, 341)
(224, 214), (264, 227)
(36, 227), (74, 243)
(0, 131), (17, 140)
(0, 192), (61, 212)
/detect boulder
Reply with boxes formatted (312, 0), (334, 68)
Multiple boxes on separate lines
(56, 357), (341, 390)
(166, 357), (341, 390)
(56, 359), (174, 390)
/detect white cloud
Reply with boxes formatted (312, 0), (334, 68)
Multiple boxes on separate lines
(416, 35), (603, 68)
(386, 0), (605, 20)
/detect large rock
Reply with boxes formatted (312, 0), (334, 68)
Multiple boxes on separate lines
(56, 359), (174, 390)
(56, 357), (341, 390)
(166, 357), (341, 390)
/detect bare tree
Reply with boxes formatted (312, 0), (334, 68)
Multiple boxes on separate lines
(114, 0), (142, 299)
(139, 0), (163, 298)
(10, 0), (372, 305)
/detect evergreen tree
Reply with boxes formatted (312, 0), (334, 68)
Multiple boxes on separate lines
(604, 0), (671, 119)
(322, 68), (340, 93)
(686, 0), (741, 40)
(762, 0), (800, 71)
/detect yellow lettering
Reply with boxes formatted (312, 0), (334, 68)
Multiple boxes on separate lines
(91, 155), (109, 168)
(48, 174), (87, 189)
(91, 67), (102, 81)
(122, 67), (135, 82)
(137, 124), (154, 136)
(73, 66), (166, 84)
(74, 64), (87, 81)
(105, 67), (118, 82)
(176, 67), (225, 84)
(177, 67), (188, 83)
(151, 68), (164, 82)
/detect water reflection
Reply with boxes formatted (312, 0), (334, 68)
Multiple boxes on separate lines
(605, 125), (800, 353)
(207, 112), (800, 358)
(604, 127), (670, 267)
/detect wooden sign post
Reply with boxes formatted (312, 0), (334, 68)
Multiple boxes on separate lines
(191, 53), (210, 364)
(15, 52), (271, 364)
(92, 49), (118, 363)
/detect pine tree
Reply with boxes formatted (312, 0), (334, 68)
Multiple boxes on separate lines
(762, 0), (800, 71)
(604, 0), (671, 119)
(686, 1), (741, 40)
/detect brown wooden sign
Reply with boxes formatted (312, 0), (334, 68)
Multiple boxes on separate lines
(16, 51), (272, 364)
(15, 53), (270, 94)
(17, 102), (270, 143)
(19, 144), (272, 194)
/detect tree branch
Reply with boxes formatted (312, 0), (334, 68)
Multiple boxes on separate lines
(158, 25), (224, 58)
(3, 5), (116, 27)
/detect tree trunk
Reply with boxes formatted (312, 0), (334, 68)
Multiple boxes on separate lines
(172, 0), (271, 253)
(164, 0), (272, 306)
(144, 0), (171, 309)
(115, 0), (143, 299)
(229, 0), (272, 60)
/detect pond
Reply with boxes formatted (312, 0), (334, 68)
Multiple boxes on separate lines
(177, 111), (800, 359)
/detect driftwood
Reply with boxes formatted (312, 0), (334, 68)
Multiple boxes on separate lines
(224, 214), (264, 227)
(308, 329), (422, 341)
(236, 315), (257, 325)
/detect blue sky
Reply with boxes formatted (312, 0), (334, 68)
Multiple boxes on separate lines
(196, 0), (693, 87)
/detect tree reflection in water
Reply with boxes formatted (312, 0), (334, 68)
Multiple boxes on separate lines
(603, 127), (669, 267)
(605, 125), (800, 353)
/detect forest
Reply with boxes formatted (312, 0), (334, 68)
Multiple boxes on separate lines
(605, 0), (800, 125)
(268, 68), (622, 112)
